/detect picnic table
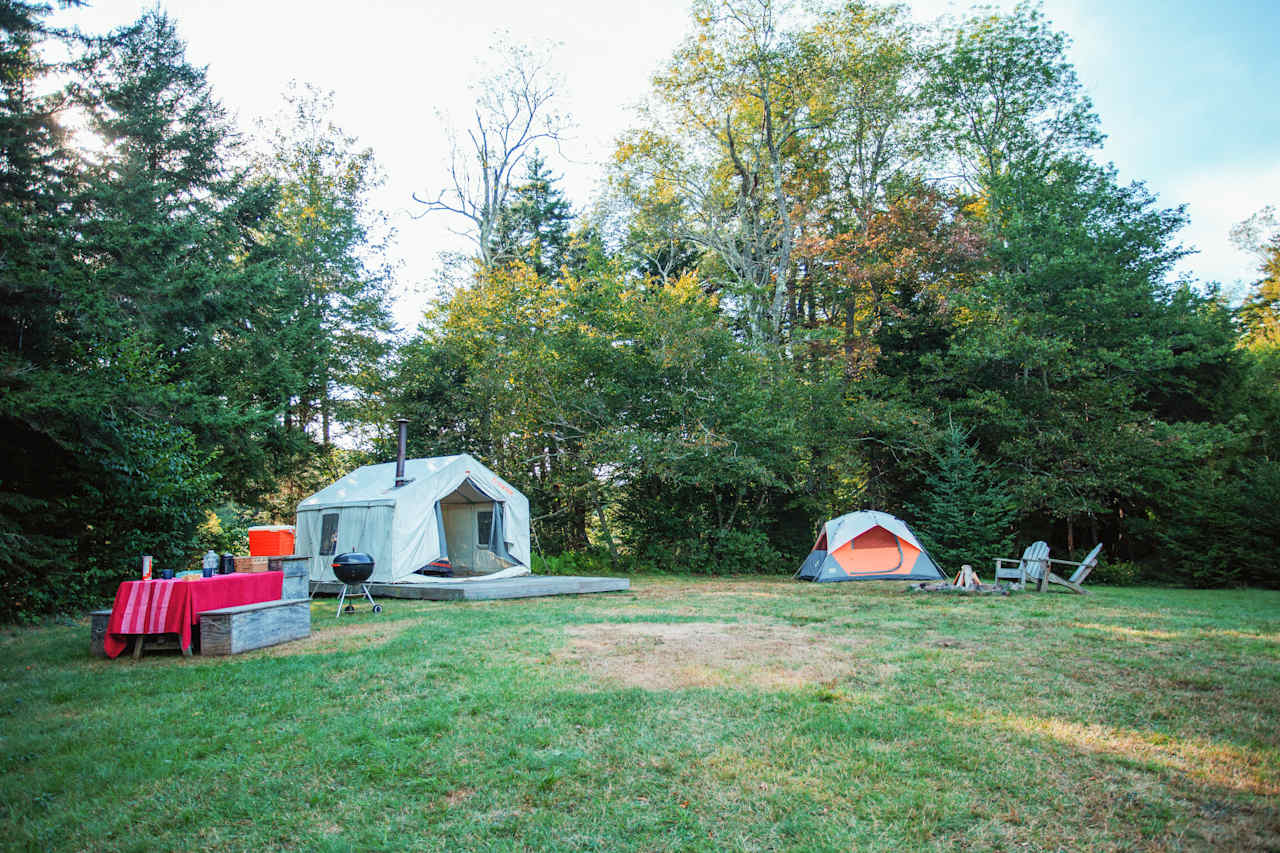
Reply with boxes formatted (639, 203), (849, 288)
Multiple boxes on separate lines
(103, 572), (283, 658)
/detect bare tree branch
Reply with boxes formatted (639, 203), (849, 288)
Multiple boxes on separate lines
(413, 42), (568, 270)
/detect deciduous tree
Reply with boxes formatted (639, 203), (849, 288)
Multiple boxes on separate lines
(414, 43), (567, 271)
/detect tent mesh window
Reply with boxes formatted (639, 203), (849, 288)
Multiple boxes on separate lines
(477, 510), (493, 547)
(319, 513), (339, 556)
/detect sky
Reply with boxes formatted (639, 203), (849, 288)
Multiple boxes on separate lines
(55, 0), (1280, 333)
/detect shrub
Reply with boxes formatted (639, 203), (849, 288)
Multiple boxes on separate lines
(1090, 559), (1141, 586)
(532, 547), (617, 576)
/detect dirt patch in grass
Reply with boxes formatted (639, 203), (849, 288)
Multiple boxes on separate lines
(556, 620), (876, 690)
(443, 787), (476, 807)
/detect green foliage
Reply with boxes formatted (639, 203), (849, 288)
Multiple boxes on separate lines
(0, 358), (219, 619)
(0, 11), (395, 618)
(251, 82), (395, 453)
(491, 152), (574, 277)
(530, 547), (615, 577)
(1090, 560), (1141, 586)
(924, 0), (1103, 190)
(1132, 455), (1280, 588)
(0, 8), (231, 618)
(194, 505), (252, 556)
(907, 423), (1016, 574)
(390, 250), (803, 570)
(4, 0), (1279, 614)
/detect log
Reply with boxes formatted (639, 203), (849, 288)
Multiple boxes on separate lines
(198, 598), (310, 656)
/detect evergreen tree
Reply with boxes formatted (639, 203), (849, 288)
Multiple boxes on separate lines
(907, 423), (1016, 573)
(0, 0), (88, 613)
(0, 1), (105, 366)
(73, 10), (239, 365)
(491, 153), (573, 277)
(933, 158), (1236, 555)
(0, 8), (230, 617)
(253, 84), (395, 448)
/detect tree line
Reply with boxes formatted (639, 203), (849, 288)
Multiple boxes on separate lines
(2, 0), (1277, 618)
(1, 4), (390, 617)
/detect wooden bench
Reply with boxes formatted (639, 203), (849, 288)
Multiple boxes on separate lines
(198, 598), (311, 655)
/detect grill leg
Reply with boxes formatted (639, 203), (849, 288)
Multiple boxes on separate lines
(336, 584), (348, 618)
(361, 584), (377, 607)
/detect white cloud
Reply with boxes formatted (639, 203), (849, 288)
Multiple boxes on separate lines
(1159, 159), (1280, 296)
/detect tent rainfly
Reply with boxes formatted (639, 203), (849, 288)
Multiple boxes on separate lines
(795, 510), (945, 582)
(295, 454), (531, 585)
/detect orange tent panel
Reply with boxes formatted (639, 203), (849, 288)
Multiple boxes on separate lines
(832, 526), (906, 575)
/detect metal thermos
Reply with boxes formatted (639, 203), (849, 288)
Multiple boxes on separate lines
(219, 552), (235, 574)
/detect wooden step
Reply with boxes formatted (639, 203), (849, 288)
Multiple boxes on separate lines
(198, 598), (311, 656)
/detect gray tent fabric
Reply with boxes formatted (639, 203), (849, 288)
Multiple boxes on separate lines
(296, 454), (531, 585)
(435, 502), (448, 563)
(488, 501), (512, 563)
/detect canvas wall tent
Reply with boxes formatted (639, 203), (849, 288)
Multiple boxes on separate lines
(795, 510), (945, 582)
(295, 454), (531, 585)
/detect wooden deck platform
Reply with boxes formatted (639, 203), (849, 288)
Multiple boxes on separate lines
(309, 574), (630, 601)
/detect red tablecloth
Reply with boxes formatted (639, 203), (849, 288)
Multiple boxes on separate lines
(104, 571), (283, 658)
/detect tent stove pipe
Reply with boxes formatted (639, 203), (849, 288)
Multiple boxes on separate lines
(394, 418), (409, 487)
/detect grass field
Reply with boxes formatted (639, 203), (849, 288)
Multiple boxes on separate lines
(2, 577), (1278, 851)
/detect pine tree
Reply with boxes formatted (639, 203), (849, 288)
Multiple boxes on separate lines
(907, 424), (1016, 574)
(490, 152), (573, 277)
(73, 10), (241, 365)
(0, 7), (225, 616)
(0, 0), (86, 610)
(0, 0), (83, 363)
(253, 84), (394, 450)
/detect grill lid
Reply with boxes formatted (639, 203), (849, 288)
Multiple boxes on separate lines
(331, 551), (374, 568)
(332, 551), (375, 584)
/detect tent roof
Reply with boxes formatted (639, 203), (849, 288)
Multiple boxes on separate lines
(297, 453), (516, 511)
(824, 510), (925, 552)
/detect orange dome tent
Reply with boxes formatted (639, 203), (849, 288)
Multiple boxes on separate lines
(795, 510), (944, 582)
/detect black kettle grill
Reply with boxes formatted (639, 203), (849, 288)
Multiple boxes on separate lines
(331, 552), (382, 617)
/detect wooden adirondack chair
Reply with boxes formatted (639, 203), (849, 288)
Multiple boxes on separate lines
(1043, 543), (1103, 594)
(993, 541), (1050, 590)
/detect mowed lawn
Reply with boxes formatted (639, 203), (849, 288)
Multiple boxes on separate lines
(2, 578), (1278, 851)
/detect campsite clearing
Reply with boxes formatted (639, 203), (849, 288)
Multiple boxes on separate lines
(2, 577), (1278, 850)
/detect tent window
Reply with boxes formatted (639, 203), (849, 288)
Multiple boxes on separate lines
(477, 510), (493, 548)
(319, 513), (339, 556)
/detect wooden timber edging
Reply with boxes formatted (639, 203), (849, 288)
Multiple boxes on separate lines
(198, 598), (311, 656)
(309, 574), (631, 601)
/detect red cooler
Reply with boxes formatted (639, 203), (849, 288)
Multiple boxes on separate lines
(248, 525), (295, 556)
